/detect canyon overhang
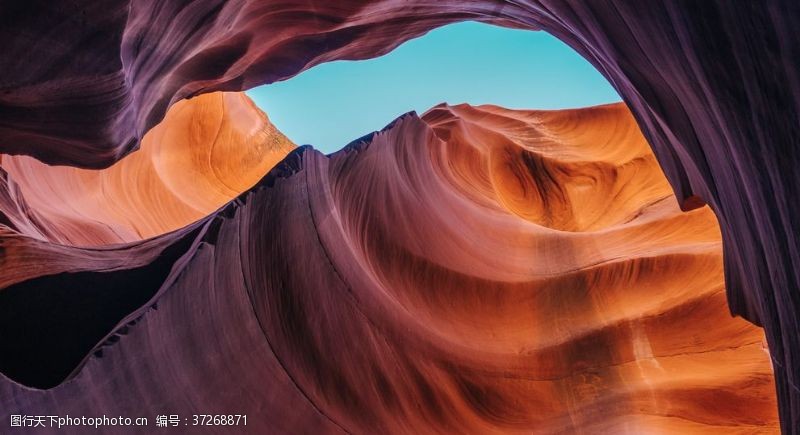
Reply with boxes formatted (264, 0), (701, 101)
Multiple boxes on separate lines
(0, 0), (798, 432)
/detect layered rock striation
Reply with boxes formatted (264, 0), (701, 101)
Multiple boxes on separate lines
(0, 100), (779, 433)
(1, 6), (797, 427)
(0, 92), (293, 246)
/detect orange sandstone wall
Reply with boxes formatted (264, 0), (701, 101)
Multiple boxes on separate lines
(0, 92), (293, 246)
(0, 99), (778, 433)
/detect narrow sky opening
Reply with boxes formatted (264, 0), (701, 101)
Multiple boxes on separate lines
(247, 21), (621, 154)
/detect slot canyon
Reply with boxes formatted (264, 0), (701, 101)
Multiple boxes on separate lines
(0, 1), (797, 434)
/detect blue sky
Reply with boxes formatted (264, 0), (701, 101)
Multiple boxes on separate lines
(247, 22), (621, 154)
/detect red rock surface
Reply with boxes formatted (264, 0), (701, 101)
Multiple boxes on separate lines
(2, 8), (798, 416)
(0, 92), (293, 246)
(2, 0), (798, 431)
(0, 97), (779, 433)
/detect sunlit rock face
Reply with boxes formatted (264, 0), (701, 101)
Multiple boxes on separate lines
(1, 6), (797, 428)
(0, 92), (294, 246)
(0, 100), (778, 433)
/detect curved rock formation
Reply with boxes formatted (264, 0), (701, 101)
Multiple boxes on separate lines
(0, 5), (797, 429)
(0, 92), (293, 246)
(0, 101), (778, 433)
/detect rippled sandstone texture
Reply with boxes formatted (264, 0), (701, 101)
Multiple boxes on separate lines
(1, 7), (798, 422)
(1, 92), (294, 246)
(0, 0), (797, 432)
(0, 99), (779, 433)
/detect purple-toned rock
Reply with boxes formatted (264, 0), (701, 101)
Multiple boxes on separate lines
(0, 0), (798, 432)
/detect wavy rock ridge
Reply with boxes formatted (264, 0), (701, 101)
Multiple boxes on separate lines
(1, 6), (797, 428)
(0, 96), (778, 433)
(0, 92), (294, 246)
